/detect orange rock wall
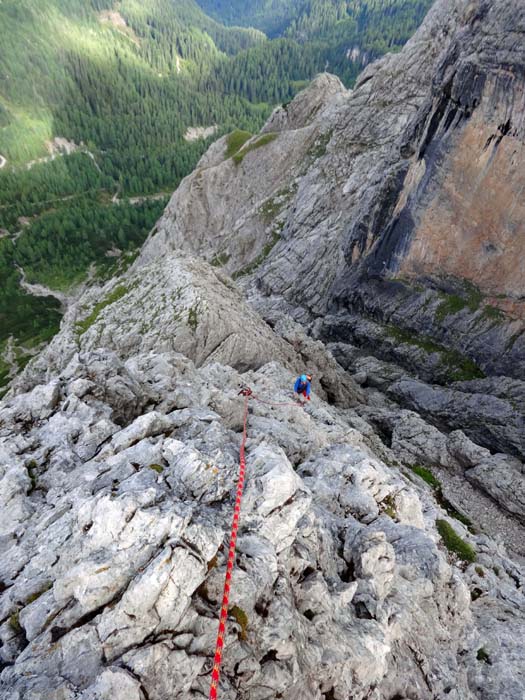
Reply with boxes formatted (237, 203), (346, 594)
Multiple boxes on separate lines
(399, 76), (525, 317)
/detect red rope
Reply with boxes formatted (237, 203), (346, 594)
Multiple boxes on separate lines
(251, 393), (304, 408)
(208, 386), (303, 698)
(208, 391), (250, 700)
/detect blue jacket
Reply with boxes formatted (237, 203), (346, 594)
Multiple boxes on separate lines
(294, 377), (311, 397)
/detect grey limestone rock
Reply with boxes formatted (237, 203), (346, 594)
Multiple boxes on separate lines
(1, 2), (525, 699)
(3, 346), (519, 699)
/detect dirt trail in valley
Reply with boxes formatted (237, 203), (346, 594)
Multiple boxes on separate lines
(17, 265), (69, 309)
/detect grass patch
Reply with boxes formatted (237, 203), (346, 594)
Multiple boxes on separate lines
(306, 129), (333, 160)
(435, 294), (469, 322)
(506, 329), (524, 351)
(381, 493), (397, 520)
(27, 460), (38, 492)
(76, 284), (129, 336)
(188, 305), (199, 331)
(409, 465), (473, 530)
(9, 611), (22, 634)
(482, 304), (505, 322)
(230, 605), (248, 640)
(211, 252), (230, 267)
(225, 130), (252, 160)
(96, 247), (143, 283)
(449, 509), (473, 529)
(16, 352), (33, 373)
(435, 282), (484, 323)
(233, 133), (277, 165)
(259, 197), (283, 224)
(148, 464), (164, 474)
(0, 356), (11, 391)
(259, 184), (296, 225)
(232, 230), (281, 279)
(26, 583), (53, 605)
(386, 325), (485, 382)
(436, 519), (477, 563)
(410, 464), (441, 489)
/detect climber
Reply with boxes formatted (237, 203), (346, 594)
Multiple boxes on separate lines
(294, 373), (313, 402)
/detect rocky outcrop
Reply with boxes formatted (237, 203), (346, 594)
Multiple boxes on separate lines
(327, 345), (525, 540)
(138, 0), (525, 382)
(1, 345), (524, 699)
(2, 1), (525, 698)
(332, 0), (525, 378)
(13, 254), (362, 409)
(389, 378), (525, 459)
(1, 243), (524, 699)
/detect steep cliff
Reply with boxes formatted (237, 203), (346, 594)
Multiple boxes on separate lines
(142, 0), (525, 382)
(330, 0), (525, 379)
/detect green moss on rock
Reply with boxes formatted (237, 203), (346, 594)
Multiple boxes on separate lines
(211, 252), (231, 267)
(306, 129), (333, 160)
(148, 464), (164, 474)
(188, 305), (199, 331)
(233, 133), (277, 165)
(225, 130), (252, 160)
(0, 353), (11, 391)
(436, 519), (477, 563)
(410, 464), (441, 489)
(76, 285), (129, 337)
(26, 582), (53, 604)
(409, 466), (473, 529)
(482, 304), (505, 322)
(232, 230), (281, 279)
(230, 605), (248, 640)
(435, 282), (484, 323)
(9, 611), (22, 633)
(386, 325), (485, 382)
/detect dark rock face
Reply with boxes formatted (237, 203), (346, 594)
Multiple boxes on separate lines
(333, 274), (524, 381)
(389, 378), (525, 460)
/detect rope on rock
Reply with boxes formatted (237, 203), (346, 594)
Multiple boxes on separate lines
(208, 387), (251, 700)
(208, 385), (302, 699)
(251, 393), (304, 408)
